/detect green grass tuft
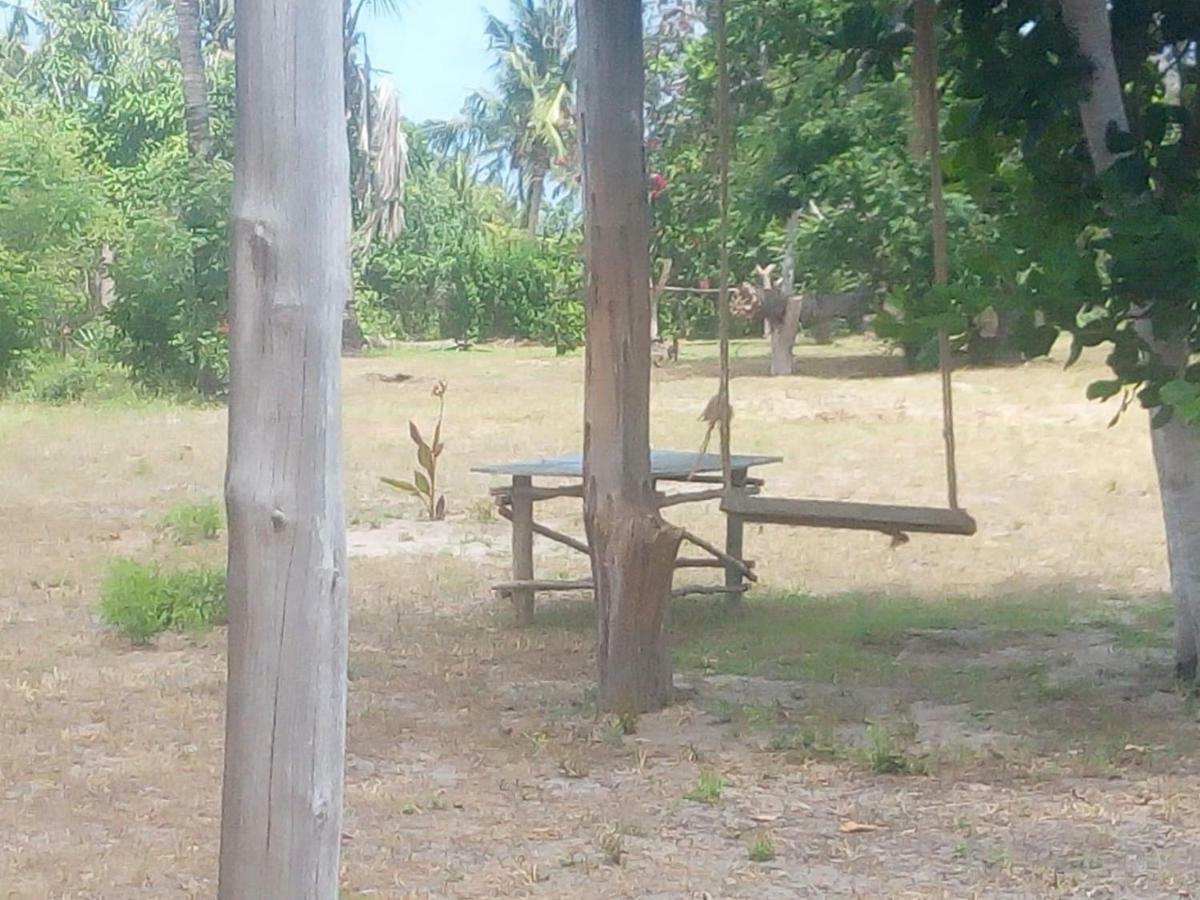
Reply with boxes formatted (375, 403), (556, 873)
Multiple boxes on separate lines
(160, 500), (225, 545)
(100, 559), (226, 643)
(685, 769), (726, 803)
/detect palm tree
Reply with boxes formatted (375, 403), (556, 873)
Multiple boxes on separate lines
(435, 0), (574, 236)
(172, 0), (211, 160)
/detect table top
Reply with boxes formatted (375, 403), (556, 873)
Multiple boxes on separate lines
(472, 450), (782, 479)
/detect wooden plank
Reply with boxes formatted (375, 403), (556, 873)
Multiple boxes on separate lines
(496, 505), (590, 556)
(674, 557), (755, 569)
(657, 484), (760, 508)
(680, 528), (758, 582)
(492, 579), (750, 599)
(472, 450), (780, 480)
(720, 494), (977, 536)
(491, 484), (584, 501)
(724, 469), (748, 606)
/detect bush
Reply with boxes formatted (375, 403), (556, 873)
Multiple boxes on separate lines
(108, 150), (232, 396)
(21, 355), (125, 404)
(159, 500), (225, 544)
(100, 559), (226, 644)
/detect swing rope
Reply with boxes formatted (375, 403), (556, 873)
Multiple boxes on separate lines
(715, 0), (734, 494)
(713, 0), (962, 516)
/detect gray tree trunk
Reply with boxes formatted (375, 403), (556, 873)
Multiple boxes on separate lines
(218, 0), (352, 894)
(577, 0), (684, 714)
(767, 210), (803, 375)
(1061, 0), (1200, 678)
(172, 0), (212, 161)
(525, 158), (548, 237)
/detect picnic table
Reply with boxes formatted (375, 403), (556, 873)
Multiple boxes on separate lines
(473, 450), (781, 623)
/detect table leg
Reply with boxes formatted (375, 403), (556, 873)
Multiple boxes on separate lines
(511, 475), (535, 626)
(725, 468), (748, 607)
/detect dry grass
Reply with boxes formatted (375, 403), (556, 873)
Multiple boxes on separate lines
(2, 335), (1200, 898)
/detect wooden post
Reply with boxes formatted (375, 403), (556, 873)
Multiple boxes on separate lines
(724, 467), (747, 605)
(510, 475), (536, 626)
(578, 0), (684, 714)
(219, 0), (350, 896)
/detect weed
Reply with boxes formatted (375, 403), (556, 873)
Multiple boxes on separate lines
(100, 559), (226, 644)
(748, 831), (776, 863)
(865, 724), (926, 775)
(685, 769), (726, 803)
(597, 826), (624, 865)
(159, 499), (224, 544)
(469, 497), (496, 523)
(382, 380), (448, 520)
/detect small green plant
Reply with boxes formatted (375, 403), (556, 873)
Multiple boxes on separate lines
(382, 380), (447, 520)
(22, 356), (118, 404)
(748, 831), (776, 863)
(100, 559), (226, 643)
(685, 769), (726, 804)
(866, 724), (926, 775)
(159, 500), (224, 544)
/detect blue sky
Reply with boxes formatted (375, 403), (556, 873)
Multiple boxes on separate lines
(361, 1), (502, 124)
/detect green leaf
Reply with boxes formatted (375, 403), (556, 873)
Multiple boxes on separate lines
(381, 476), (419, 494)
(418, 444), (434, 472)
(1159, 380), (1199, 408)
(1086, 379), (1122, 401)
(1104, 122), (1137, 155)
(409, 420), (428, 451)
(434, 495), (447, 520)
(1065, 336), (1083, 369)
(414, 470), (431, 495)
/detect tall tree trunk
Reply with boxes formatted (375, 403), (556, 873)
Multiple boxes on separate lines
(525, 158), (548, 237)
(577, 0), (683, 714)
(767, 210), (803, 375)
(172, 0), (212, 161)
(1060, 0), (1200, 678)
(218, 0), (351, 894)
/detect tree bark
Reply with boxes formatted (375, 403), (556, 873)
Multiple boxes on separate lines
(172, 0), (212, 161)
(1060, 0), (1200, 677)
(218, 0), (351, 895)
(577, 0), (683, 714)
(525, 158), (548, 237)
(767, 210), (804, 375)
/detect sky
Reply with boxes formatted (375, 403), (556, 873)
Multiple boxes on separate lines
(361, 1), (501, 124)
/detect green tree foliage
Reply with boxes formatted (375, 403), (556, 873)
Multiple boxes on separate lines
(0, 77), (107, 385)
(357, 137), (584, 351)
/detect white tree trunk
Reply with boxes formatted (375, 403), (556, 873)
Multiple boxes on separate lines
(218, 0), (352, 894)
(767, 298), (803, 376)
(766, 209), (803, 375)
(172, 0), (212, 161)
(1061, 0), (1200, 676)
(578, 0), (683, 714)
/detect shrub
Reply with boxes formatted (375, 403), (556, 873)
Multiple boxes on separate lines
(159, 500), (225, 544)
(100, 559), (226, 644)
(21, 355), (123, 404)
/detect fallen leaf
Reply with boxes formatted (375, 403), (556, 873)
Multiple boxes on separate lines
(750, 813), (780, 823)
(839, 820), (883, 834)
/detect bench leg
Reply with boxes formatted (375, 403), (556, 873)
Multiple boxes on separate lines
(511, 476), (535, 626)
(725, 469), (747, 607)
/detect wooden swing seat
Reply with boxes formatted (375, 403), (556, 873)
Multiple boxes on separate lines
(721, 494), (976, 537)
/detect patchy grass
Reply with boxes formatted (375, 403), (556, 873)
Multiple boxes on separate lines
(685, 769), (726, 803)
(100, 559), (226, 643)
(748, 831), (777, 863)
(159, 499), (225, 545)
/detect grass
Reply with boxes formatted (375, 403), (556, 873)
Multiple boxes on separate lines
(748, 831), (777, 863)
(100, 559), (226, 643)
(159, 499), (225, 544)
(685, 769), (726, 803)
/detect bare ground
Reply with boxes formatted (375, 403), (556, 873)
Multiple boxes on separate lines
(1, 336), (1198, 898)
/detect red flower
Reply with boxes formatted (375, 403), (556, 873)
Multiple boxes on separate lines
(648, 172), (667, 199)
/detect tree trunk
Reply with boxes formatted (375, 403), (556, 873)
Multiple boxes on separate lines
(766, 298), (803, 376)
(172, 0), (212, 161)
(577, 0), (683, 714)
(1061, 0), (1200, 677)
(525, 158), (548, 237)
(767, 209), (804, 375)
(218, 0), (351, 895)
